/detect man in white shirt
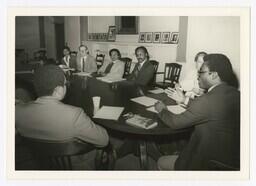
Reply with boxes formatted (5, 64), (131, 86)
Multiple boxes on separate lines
(76, 45), (97, 73)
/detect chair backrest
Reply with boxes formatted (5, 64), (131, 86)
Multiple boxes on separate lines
(149, 60), (159, 84)
(163, 63), (182, 84)
(70, 51), (77, 57)
(120, 57), (132, 78)
(95, 54), (105, 69)
(20, 136), (94, 170)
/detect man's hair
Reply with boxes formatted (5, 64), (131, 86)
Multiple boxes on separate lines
(78, 44), (89, 54)
(34, 65), (65, 97)
(194, 51), (207, 62)
(63, 46), (70, 52)
(203, 54), (239, 88)
(109, 48), (121, 58)
(135, 46), (149, 59)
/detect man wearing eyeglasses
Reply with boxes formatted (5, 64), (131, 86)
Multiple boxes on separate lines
(155, 53), (240, 170)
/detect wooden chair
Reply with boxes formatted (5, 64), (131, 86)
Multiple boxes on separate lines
(155, 63), (182, 89)
(19, 135), (95, 170)
(95, 54), (105, 69)
(149, 60), (159, 85)
(121, 57), (132, 78)
(208, 160), (239, 171)
(70, 51), (77, 57)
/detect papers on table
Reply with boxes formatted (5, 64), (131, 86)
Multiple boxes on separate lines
(147, 104), (186, 114)
(62, 68), (75, 72)
(131, 96), (159, 107)
(148, 88), (165, 94)
(93, 106), (124, 120)
(73, 72), (92, 76)
(97, 77), (126, 83)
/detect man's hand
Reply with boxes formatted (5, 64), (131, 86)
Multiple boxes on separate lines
(165, 87), (186, 104)
(154, 101), (167, 113)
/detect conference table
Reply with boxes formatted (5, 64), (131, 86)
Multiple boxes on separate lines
(65, 74), (192, 170)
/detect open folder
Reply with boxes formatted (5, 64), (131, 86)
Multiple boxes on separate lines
(130, 96), (159, 107)
(93, 106), (124, 120)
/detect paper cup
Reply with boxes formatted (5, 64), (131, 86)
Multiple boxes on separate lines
(92, 96), (101, 115)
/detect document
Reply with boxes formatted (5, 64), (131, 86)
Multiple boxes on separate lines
(93, 106), (124, 120)
(148, 88), (165, 94)
(97, 76), (126, 83)
(131, 96), (159, 107)
(73, 72), (92, 76)
(147, 104), (186, 114)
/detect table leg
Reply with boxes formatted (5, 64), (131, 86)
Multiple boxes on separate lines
(139, 141), (148, 170)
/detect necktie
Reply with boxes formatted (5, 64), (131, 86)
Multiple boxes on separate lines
(81, 57), (85, 72)
(104, 62), (114, 74)
(65, 56), (69, 67)
(133, 63), (141, 79)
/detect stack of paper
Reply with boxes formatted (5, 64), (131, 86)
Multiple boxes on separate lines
(147, 105), (186, 114)
(73, 72), (91, 76)
(148, 88), (165, 94)
(97, 77), (126, 83)
(93, 106), (124, 120)
(130, 96), (159, 107)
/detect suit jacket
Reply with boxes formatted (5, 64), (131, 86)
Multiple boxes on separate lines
(15, 96), (109, 147)
(76, 54), (97, 73)
(127, 60), (155, 86)
(60, 55), (77, 69)
(158, 83), (240, 170)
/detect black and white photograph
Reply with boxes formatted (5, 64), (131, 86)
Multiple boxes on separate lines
(145, 32), (153, 43)
(8, 7), (251, 182)
(153, 32), (161, 43)
(161, 32), (170, 43)
(170, 32), (179, 44)
(107, 26), (116, 41)
(138, 32), (146, 43)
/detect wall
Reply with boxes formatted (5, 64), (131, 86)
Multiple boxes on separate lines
(44, 17), (56, 59)
(16, 16), (58, 60)
(86, 16), (179, 78)
(184, 16), (240, 82)
(64, 16), (81, 51)
(16, 16), (40, 59)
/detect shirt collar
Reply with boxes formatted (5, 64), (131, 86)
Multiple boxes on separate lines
(139, 59), (147, 67)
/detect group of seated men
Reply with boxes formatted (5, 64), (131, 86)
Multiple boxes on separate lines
(60, 45), (155, 88)
(15, 44), (240, 170)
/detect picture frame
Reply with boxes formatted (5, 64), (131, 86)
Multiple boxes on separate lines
(145, 32), (153, 43)
(107, 26), (116, 41)
(170, 32), (179, 44)
(153, 32), (161, 43)
(138, 32), (146, 43)
(88, 33), (92, 41)
(161, 32), (170, 43)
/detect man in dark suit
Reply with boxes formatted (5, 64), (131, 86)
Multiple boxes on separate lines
(155, 54), (240, 170)
(118, 46), (155, 99)
(60, 46), (77, 69)
(127, 46), (155, 87)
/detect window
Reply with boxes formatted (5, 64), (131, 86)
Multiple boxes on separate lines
(115, 16), (139, 35)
